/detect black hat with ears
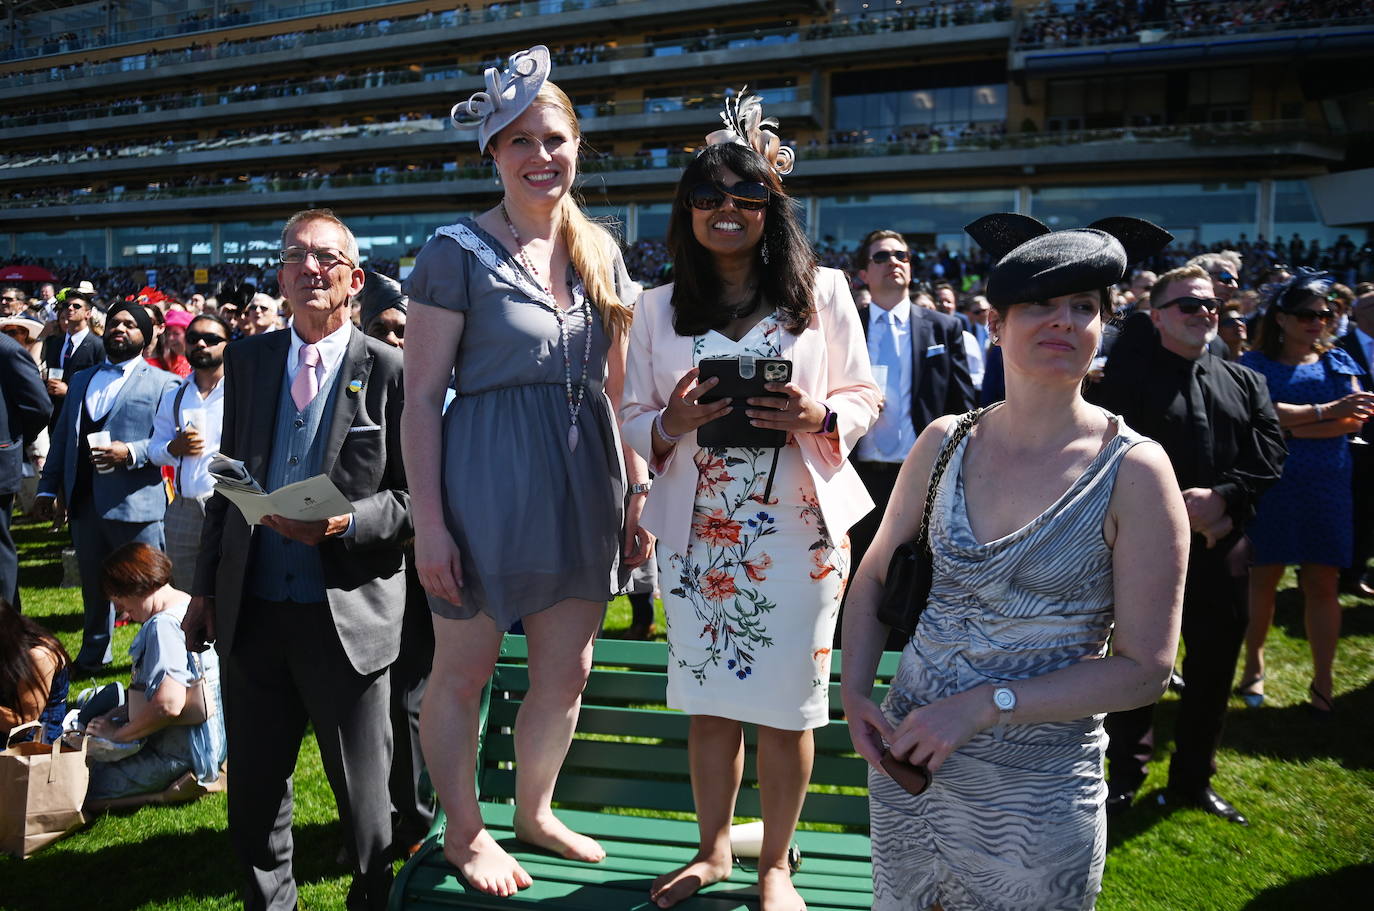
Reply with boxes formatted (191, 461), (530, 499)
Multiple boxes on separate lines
(966, 213), (1173, 311)
(355, 270), (407, 333)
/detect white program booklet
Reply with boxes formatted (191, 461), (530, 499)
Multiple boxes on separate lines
(207, 454), (354, 526)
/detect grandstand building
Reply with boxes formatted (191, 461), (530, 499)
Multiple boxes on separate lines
(1, 0), (1371, 273)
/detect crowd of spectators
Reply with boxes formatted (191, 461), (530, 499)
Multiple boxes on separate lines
(1017, 0), (1374, 49)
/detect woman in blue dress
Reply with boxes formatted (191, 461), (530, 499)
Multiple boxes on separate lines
(1239, 269), (1374, 716)
(0, 597), (69, 745)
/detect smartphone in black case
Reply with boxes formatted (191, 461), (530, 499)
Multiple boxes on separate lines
(696, 356), (792, 449)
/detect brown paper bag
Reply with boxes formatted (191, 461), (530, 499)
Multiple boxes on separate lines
(0, 721), (90, 859)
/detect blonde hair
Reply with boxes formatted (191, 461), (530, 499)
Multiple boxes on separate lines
(516, 83), (633, 338)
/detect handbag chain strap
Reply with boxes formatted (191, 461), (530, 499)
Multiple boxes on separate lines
(917, 408), (984, 553)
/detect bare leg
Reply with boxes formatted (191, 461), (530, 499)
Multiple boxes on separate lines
(756, 725), (813, 911)
(512, 598), (607, 862)
(1241, 564), (1286, 692)
(1298, 564), (1341, 705)
(421, 613), (531, 897)
(650, 715), (743, 908)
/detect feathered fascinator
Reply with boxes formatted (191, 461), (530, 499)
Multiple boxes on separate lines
(126, 286), (169, 309)
(965, 213), (1173, 310)
(704, 87), (795, 177)
(451, 46), (551, 153)
(1269, 266), (1334, 313)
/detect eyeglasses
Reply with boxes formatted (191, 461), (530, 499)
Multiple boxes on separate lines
(0, 295), (20, 302)
(279, 247), (356, 268)
(246, 304), (273, 312)
(688, 181), (770, 212)
(1210, 271), (1238, 286)
(186, 330), (228, 346)
(870, 250), (911, 265)
(1159, 296), (1224, 314)
(1288, 308), (1335, 323)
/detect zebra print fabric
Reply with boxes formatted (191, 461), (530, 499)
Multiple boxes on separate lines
(871, 413), (1147, 911)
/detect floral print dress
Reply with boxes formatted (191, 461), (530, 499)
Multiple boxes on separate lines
(660, 314), (848, 731)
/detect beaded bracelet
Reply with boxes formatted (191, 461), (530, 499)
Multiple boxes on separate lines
(1315, 403), (1325, 422)
(654, 410), (684, 444)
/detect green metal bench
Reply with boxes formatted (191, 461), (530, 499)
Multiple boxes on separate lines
(390, 635), (899, 911)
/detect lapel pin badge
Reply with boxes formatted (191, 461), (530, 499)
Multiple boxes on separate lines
(347, 378), (364, 395)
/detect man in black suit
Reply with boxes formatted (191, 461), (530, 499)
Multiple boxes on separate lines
(1337, 289), (1374, 595)
(847, 229), (975, 591)
(0, 332), (51, 609)
(42, 286), (105, 430)
(185, 209), (410, 911)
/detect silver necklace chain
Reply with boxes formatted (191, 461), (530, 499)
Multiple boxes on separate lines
(501, 203), (592, 451)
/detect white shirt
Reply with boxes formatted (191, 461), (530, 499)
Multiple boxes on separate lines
(60, 327), (90, 367)
(962, 330), (985, 391)
(286, 319), (352, 396)
(857, 300), (917, 464)
(150, 374), (225, 499)
(82, 355), (143, 423)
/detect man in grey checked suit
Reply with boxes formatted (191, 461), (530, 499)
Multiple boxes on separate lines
(185, 209), (410, 911)
(36, 301), (178, 670)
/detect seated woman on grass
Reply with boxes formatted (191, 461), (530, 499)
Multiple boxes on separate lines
(0, 597), (70, 745)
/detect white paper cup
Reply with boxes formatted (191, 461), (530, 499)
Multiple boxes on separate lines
(48, 367), (64, 382)
(182, 408), (206, 431)
(87, 431), (114, 473)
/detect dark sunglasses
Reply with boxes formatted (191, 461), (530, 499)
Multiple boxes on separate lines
(61, 299), (88, 309)
(1288, 308), (1335, 323)
(1210, 271), (1238, 285)
(1160, 296), (1223, 314)
(1, 295), (20, 302)
(870, 250), (911, 265)
(688, 181), (770, 212)
(186, 330), (228, 346)
(246, 304), (273, 312)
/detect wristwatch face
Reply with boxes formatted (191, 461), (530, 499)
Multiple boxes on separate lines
(994, 687), (1016, 711)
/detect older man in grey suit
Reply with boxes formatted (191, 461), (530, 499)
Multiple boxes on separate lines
(185, 209), (409, 911)
(36, 302), (178, 670)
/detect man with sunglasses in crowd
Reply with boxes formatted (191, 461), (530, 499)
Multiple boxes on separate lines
(149, 313), (230, 591)
(0, 287), (26, 317)
(185, 208), (410, 911)
(841, 229), (974, 646)
(41, 285), (106, 431)
(1090, 263), (1286, 827)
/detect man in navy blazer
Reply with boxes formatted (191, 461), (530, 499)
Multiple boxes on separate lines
(41, 287), (106, 431)
(36, 302), (179, 670)
(847, 229), (975, 605)
(0, 332), (51, 609)
(1338, 289), (1374, 595)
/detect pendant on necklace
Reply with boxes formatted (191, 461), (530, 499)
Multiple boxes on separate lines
(567, 423), (580, 452)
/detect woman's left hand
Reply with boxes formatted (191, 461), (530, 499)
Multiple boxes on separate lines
(623, 498), (655, 567)
(886, 687), (993, 774)
(85, 716), (118, 741)
(746, 382), (827, 434)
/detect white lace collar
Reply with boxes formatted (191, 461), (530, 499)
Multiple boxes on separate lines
(433, 218), (587, 314)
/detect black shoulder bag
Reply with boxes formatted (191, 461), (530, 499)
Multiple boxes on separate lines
(875, 408), (983, 636)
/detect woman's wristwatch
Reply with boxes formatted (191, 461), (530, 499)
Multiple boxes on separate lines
(629, 482), (652, 496)
(812, 404), (837, 435)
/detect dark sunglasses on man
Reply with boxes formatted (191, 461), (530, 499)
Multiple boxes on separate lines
(1159, 296), (1224, 315)
(688, 181), (771, 212)
(1209, 270), (1239, 286)
(186, 330), (228, 347)
(870, 250), (911, 264)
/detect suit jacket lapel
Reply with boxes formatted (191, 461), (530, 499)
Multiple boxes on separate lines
(909, 309), (936, 430)
(858, 305), (871, 340)
(1342, 331), (1371, 378)
(321, 327), (372, 477)
(245, 331), (291, 485)
(102, 361), (147, 427)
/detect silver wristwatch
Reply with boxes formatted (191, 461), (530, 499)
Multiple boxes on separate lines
(629, 482), (652, 496)
(992, 686), (1017, 740)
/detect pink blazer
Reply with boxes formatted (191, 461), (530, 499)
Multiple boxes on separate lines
(622, 266), (881, 557)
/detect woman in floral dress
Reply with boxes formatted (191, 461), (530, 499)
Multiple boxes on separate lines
(622, 125), (879, 909)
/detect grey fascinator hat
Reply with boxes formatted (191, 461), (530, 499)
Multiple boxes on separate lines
(966, 213), (1173, 310)
(1270, 266), (1333, 313)
(450, 45), (552, 153)
(704, 87), (795, 177)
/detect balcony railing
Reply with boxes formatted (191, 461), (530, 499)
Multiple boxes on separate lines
(1016, 4), (1374, 52)
(0, 120), (1335, 212)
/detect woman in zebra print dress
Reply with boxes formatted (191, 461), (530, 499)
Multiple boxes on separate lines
(841, 215), (1188, 910)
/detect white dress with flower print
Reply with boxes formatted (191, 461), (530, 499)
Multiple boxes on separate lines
(660, 313), (849, 731)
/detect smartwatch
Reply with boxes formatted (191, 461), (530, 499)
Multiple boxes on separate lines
(813, 404), (838, 435)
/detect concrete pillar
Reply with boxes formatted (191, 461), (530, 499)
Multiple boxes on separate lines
(626, 202), (639, 243)
(806, 196), (821, 243)
(1016, 185), (1033, 215)
(212, 222), (223, 261)
(104, 228), (114, 268)
(1257, 179), (1275, 241)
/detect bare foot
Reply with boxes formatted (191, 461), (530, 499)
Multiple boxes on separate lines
(759, 867), (807, 911)
(649, 853), (733, 908)
(513, 811), (606, 863)
(443, 827), (532, 897)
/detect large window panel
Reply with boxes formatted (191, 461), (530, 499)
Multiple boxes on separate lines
(15, 229), (106, 265)
(112, 224), (214, 266)
(1273, 179), (1356, 247)
(1031, 183), (1258, 247)
(816, 189), (1018, 250)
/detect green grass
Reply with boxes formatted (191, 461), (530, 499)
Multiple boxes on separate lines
(2, 516), (1372, 910)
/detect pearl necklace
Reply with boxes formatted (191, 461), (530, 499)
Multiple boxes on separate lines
(501, 203), (592, 452)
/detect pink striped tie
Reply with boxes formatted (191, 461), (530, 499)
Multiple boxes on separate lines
(292, 343), (320, 412)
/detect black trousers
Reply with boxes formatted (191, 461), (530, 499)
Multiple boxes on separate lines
(1342, 442), (1374, 586)
(838, 460), (906, 650)
(1105, 534), (1249, 794)
(388, 561), (435, 848)
(0, 491), (17, 610)
(222, 598), (393, 911)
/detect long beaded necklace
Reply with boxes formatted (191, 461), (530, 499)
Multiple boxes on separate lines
(501, 203), (592, 452)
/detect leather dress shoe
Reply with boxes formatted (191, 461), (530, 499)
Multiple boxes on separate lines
(1162, 786), (1249, 826)
(69, 661), (111, 678)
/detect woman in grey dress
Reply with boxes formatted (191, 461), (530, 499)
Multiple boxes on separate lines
(841, 214), (1188, 910)
(401, 48), (652, 897)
